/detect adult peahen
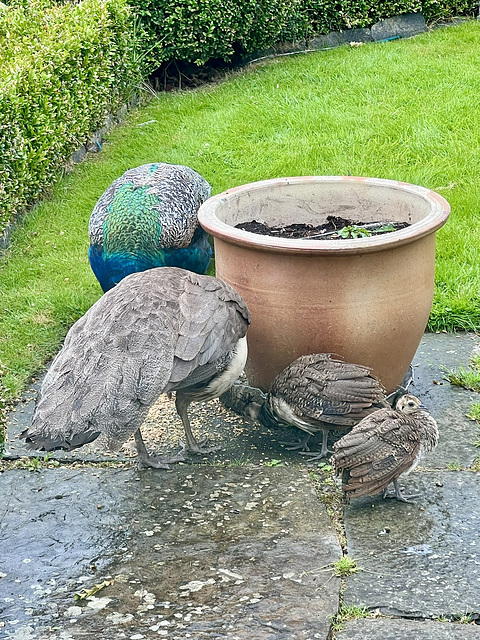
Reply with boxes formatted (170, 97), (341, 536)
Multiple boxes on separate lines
(21, 267), (250, 468)
(331, 394), (438, 502)
(88, 163), (212, 292)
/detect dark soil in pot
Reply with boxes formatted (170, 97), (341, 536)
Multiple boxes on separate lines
(236, 215), (410, 240)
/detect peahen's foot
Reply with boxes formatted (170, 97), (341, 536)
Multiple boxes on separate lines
(134, 428), (187, 469)
(176, 395), (222, 456)
(136, 449), (188, 470)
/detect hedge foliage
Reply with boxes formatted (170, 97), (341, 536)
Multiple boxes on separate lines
(305, 0), (478, 34)
(0, 0), (142, 234)
(132, 0), (309, 67)
(133, 0), (479, 68)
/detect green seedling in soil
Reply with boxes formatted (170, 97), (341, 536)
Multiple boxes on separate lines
(338, 225), (372, 239)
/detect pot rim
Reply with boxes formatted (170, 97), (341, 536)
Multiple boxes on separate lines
(198, 175), (450, 255)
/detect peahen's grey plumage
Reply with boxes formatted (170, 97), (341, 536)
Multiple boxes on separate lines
(88, 163), (212, 292)
(222, 353), (387, 459)
(331, 394), (438, 502)
(21, 267), (250, 468)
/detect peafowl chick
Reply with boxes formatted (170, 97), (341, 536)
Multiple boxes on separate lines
(88, 163), (212, 292)
(331, 394), (438, 502)
(222, 353), (388, 460)
(21, 267), (250, 469)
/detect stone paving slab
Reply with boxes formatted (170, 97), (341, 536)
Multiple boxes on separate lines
(410, 333), (480, 469)
(343, 471), (480, 620)
(0, 465), (340, 639)
(335, 618), (480, 639)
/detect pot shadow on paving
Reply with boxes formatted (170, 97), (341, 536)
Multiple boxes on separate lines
(2, 332), (480, 639)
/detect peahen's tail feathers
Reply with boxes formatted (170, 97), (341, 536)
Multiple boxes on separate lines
(21, 424), (101, 452)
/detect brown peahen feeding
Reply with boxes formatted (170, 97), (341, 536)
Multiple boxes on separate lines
(222, 353), (388, 460)
(21, 267), (250, 469)
(331, 394), (438, 502)
(88, 163), (212, 292)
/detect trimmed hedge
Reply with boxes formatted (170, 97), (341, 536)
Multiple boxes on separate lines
(0, 0), (142, 234)
(132, 0), (310, 67)
(133, 0), (479, 68)
(305, 0), (479, 34)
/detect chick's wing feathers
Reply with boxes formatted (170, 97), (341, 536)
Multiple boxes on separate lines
(331, 408), (423, 496)
(303, 355), (385, 402)
(332, 409), (422, 461)
(269, 353), (385, 426)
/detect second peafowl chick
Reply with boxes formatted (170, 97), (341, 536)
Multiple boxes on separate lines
(88, 163), (212, 292)
(331, 394), (438, 502)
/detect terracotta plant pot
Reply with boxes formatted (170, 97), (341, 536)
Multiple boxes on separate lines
(198, 176), (450, 394)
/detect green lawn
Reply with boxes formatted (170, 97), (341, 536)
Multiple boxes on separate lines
(1, 20), (480, 405)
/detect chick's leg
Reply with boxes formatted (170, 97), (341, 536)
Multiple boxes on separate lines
(280, 431), (312, 451)
(299, 428), (333, 461)
(383, 478), (419, 503)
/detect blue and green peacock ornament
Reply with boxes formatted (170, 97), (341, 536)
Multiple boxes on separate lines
(88, 163), (212, 292)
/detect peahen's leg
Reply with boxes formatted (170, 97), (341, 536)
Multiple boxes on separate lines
(175, 394), (220, 454)
(134, 429), (187, 469)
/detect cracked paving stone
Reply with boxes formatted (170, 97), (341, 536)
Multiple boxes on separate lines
(0, 466), (341, 639)
(343, 471), (480, 619)
(335, 618), (480, 639)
